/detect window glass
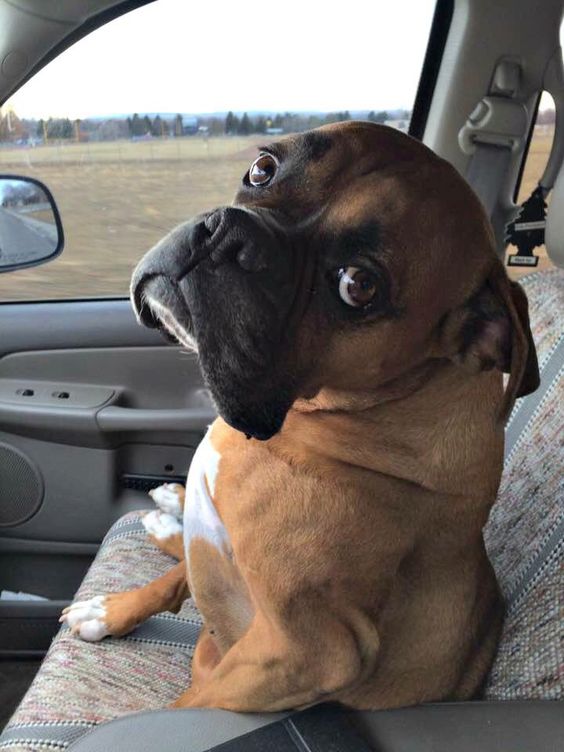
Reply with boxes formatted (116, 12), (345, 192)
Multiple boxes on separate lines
(0, 0), (436, 301)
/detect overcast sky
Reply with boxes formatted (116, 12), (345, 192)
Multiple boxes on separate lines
(9, 0), (437, 119)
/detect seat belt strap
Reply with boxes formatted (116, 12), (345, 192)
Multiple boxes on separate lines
(465, 142), (513, 217)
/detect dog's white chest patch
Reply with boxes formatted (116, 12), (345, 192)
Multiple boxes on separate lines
(183, 428), (231, 562)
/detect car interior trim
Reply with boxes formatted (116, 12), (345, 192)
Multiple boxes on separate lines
(409, 0), (455, 140)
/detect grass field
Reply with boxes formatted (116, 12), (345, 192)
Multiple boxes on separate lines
(0, 129), (555, 301)
(0, 135), (266, 300)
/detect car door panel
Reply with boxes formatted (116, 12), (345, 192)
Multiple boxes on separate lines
(0, 299), (214, 652)
(0, 346), (214, 446)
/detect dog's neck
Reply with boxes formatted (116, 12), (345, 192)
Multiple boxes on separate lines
(294, 359), (440, 414)
(277, 361), (504, 499)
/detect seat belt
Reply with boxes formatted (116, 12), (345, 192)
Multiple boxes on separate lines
(459, 60), (529, 223)
(465, 140), (514, 218)
(460, 52), (564, 255)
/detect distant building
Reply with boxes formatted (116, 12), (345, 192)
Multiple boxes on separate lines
(384, 119), (408, 132)
(182, 116), (198, 135)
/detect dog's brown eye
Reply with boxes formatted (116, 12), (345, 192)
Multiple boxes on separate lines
(338, 267), (378, 308)
(248, 153), (278, 187)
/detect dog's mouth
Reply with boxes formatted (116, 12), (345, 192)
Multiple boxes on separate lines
(136, 275), (197, 350)
(131, 207), (315, 440)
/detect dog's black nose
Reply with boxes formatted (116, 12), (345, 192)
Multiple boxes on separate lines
(130, 217), (211, 328)
(131, 206), (291, 329)
(205, 207), (272, 273)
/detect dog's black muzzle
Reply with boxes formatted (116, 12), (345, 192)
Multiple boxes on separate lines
(131, 206), (312, 440)
(131, 207), (286, 324)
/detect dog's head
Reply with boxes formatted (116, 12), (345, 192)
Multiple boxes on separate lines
(131, 122), (539, 439)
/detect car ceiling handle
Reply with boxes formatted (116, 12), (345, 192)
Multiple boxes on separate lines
(96, 406), (216, 433)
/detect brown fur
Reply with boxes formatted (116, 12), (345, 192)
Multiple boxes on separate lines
(121, 122), (539, 712)
(149, 532), (185, 561)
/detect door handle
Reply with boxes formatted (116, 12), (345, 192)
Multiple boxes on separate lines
(96, 406), (216, 433)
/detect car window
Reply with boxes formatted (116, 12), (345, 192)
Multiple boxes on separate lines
(0, 0), (436, 301)
(507, 91), (557, 280)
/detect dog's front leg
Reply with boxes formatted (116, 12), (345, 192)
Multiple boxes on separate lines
(61, 561), (189, 641)
(143, 483), (186, 560)
(173, 612), (378, 712)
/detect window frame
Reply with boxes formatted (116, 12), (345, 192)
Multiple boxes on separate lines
(0, 1), (157, 110)
(409, 0), (454, 140)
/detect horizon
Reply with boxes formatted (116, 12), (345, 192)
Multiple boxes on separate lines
(8, 108), (411, 124)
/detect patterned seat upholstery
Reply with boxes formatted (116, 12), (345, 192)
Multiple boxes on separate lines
(1, 270), (562, 751)
(484, 269), (564, 700)
(0, 514), (203, 751)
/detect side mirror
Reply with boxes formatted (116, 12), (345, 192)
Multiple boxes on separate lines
(0, 175), (64, 272)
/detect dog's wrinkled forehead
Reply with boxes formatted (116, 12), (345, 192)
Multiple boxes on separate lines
(234, 121), (442, 221)
(232, 121), (496, 319)
(234, 132), (335, 211)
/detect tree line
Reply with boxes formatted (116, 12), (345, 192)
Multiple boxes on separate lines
(0, 108), (410, 144)
(221, 110), (402, 135)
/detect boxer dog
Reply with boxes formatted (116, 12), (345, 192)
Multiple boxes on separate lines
(61, 122), (539, 711)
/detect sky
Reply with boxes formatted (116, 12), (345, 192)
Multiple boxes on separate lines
(7, 0), (437, 120)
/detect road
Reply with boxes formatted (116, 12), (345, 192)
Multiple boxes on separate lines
(0, 207), (58, 267)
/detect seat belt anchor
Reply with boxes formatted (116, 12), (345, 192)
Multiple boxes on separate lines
(459, 96), (528, 155)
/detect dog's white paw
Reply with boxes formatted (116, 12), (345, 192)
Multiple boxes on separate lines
(142, 509), (183, 539)
(148, 483), (185, 517)
(60, 596), (110, 642)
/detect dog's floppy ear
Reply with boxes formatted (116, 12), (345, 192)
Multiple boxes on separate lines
(440, 260), (539, 421)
